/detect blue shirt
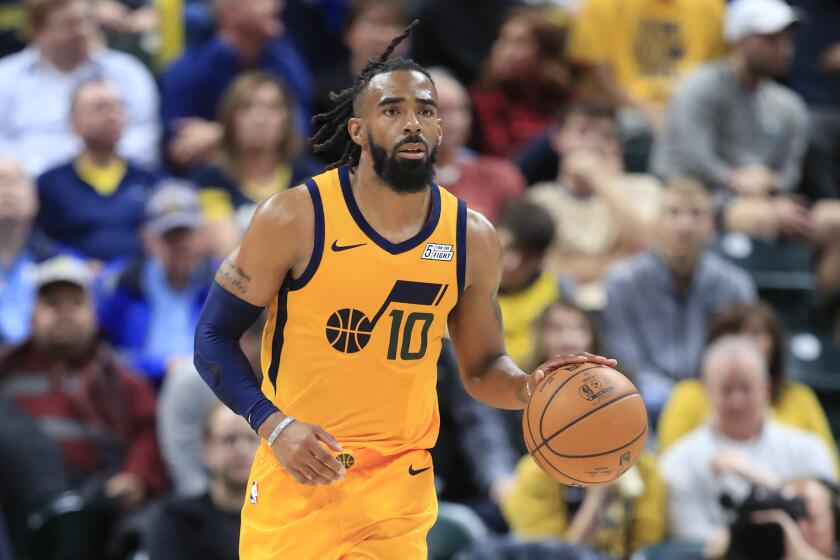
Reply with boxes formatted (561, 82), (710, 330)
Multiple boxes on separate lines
(160, 36), (312, 140)
(36, 161), (159, 262)
(0, 251), (36, 347)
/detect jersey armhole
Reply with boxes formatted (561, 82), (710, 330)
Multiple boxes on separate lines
(456, 199), (467, 296)
(287, 179), (324, 291)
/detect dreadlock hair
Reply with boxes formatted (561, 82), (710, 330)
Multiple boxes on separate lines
(309, 20), (432, 171)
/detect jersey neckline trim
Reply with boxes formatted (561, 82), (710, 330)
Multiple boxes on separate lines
(337, 165), (442, 255)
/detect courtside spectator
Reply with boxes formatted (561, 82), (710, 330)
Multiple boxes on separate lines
(660, 336), (835, 545)
(0, 157), (62, 348)
(0, 0), (160, 175)
(97, 181), (214, 384)
(569, 0), (725, 141)
(191, 72), (320, 256)
(144, 403), (256, 560)
(470, 6), (572, 158)
(652, 0), (808, 205)
(0, 256), (166, 556)
(36, 79), (159, 263)
(503, 299), (666, 557)
(602, 179), (755, 416)
(429, 68), (525, 223)
(161, 0), (311, 169)
(658, 302), (839, 473)
(528, 103), (661, 309)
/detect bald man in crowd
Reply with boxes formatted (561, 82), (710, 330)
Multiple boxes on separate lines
(659, 335), (836, 545)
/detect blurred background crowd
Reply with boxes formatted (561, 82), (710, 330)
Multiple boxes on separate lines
(0, 0), (839, 558)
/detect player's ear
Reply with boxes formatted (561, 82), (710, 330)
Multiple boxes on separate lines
(436, 118), (443, 146)
(348, 117), (365, 147)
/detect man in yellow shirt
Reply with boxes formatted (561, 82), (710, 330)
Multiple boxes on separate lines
(569, 0), (726, 143)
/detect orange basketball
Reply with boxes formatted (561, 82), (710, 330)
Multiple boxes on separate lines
(522, 363), (648, 487)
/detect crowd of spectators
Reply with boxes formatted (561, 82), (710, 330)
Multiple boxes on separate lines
(0, 0), (839, 559)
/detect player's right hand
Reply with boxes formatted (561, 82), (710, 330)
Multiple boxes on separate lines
(269, 420), (346, 485)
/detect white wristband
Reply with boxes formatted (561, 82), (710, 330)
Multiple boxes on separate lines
(266, 415), (295, 447)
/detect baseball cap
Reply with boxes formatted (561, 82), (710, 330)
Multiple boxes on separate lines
(34, 255), (93, 292)
(145, 180), (202, 235)
(725, 0), (799, 43)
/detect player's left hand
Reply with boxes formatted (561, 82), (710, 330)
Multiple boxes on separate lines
(526, 352), (618, 397)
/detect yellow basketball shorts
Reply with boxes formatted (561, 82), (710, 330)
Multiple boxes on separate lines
(240, 444), (438, 559)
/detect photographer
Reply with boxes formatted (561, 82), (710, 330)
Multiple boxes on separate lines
(705, 477), (840, 559)
(659, 336), (836, 546)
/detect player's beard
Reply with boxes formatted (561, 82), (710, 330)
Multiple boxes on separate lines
(368, 134), (437, 194)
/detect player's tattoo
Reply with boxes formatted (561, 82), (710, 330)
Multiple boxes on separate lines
(218, 258), (251, 295)
(490, 295), (504, 328)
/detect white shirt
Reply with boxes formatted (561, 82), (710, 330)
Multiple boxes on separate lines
(659, 419), (836, 544)
(0, 46), (160, 175)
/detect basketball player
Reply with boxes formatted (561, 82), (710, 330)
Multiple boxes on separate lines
(194, 23), (616, 559)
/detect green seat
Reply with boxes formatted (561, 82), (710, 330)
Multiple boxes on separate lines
(787, 332), (840, 437)
(711, 234), (817, 329)
(427, 502), (488, 560)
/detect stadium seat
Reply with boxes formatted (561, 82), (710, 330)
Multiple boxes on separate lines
(453, 537), (609, 560)
(711, 234), (817, 328)
(787, 331), (840, 438)
(427, 502), (489, 560)
(630, 541), (705, 560)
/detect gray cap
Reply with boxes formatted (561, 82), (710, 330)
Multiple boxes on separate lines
(34, 255), (94, 292)
(725, 0), (799, 43)
(145, 179), (202, 235)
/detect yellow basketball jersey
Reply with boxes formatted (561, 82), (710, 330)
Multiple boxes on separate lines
(259, 165), (466, 456)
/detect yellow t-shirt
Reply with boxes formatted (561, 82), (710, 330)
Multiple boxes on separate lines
(498, 272), (559, 369)
(502, 453), (666, 557)
(658, 379), (840, 474)
(569, 0), (726, 106)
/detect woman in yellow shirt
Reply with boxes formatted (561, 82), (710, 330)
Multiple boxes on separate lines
(502, 300), (667, 558)
(658, 302), (839, 471)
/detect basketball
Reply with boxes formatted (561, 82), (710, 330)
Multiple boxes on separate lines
(522, 363), (648, 487)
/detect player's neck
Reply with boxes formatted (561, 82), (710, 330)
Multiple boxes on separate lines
(350, 158), (433, 245)
(78, 149), (119, 169)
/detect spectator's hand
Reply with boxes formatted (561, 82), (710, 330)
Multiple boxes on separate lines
(751, 509), (826, 560)
(266, 416), (346, 486)
(711, 449), (778, 488)
(821, 43), (840, 73)
(97, 0), (133, 33)
(169, 119), (223, 168)
(526, 353), (618, 398)
(638, 103), (665, 133)
(128, 7), (159, 34)
(104, 472), (146, 511)
(773, 196), (816, 242)
(728, 165), (777, 196)
(489, 475), (516, 504)
(704, 527), (731, 559)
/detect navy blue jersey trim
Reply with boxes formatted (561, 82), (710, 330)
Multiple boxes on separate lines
(267, 285), (289, 390)
(456, 199), (467, 296)
(288, 179), (324, 291)
(337, 165), (441, 255)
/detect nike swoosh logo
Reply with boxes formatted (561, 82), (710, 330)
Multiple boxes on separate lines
(331, 241), (367, 252)
(408, 465), (431, 476)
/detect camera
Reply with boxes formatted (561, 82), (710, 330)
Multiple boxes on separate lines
(720, 486), (807, 560)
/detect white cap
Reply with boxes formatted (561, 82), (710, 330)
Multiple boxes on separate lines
(725, 0), (799, 43)
(34, 255), (93, 292)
